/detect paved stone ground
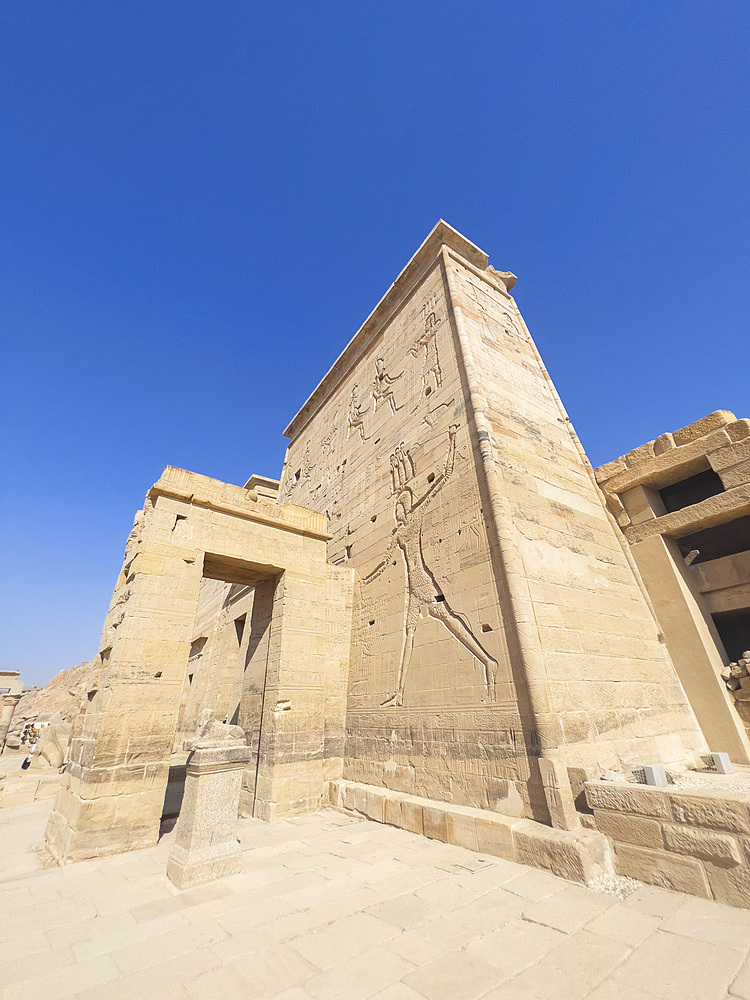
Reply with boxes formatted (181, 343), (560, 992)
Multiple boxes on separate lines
(2, 801), (750, 1000)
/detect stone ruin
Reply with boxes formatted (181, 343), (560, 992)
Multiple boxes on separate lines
(20, 221), (750, 905)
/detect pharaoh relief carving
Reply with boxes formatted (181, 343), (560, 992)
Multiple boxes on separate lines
(370, 358), (402, 415)
(363, 425), (498, 708)
(410, 297), (444, 398)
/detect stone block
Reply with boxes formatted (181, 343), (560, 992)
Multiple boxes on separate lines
(705, 862), (750, 908)
(475, 814), (518, 861)
(642, 764), (668, 787)
(585, 781), (670, 819)
(593, 809), (664, 850)
(354, 786), (368, 816)
(327, 780), (341, 806)
(365, 788), (385, 823)
(446, 810), (479, 852)
(422, 806), (448, 843)
(669, 790), (750, 834)
(383, 793), (402, 828)
(614, 843), (711, 897)
(342, 784), (356, 812)
(513, 821), (614, 884)
(672, 410), (735, 446)
(718, 459), (750, 489)
(662, 823), (743, 868)
(400, 798), (424, 836)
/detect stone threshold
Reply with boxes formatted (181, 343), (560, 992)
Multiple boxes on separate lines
(328, 778), (613, 886)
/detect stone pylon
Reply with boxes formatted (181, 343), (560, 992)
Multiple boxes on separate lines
(279, 221), (706, 825)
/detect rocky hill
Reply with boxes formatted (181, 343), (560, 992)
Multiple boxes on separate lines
(8, 659), (94, 741)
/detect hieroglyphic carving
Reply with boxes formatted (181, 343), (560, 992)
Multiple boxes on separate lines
(410, 298), (444, 397)
(465, 275), (517, 345)
(363, 426), (497, 707)
(413, 396), (456, 434)
(370, 358), (402, 414)
(346, 384), (368, 443)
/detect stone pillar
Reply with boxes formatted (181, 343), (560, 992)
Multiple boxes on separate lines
(0, 694), (21, 752)
(252, 570), (330, 821)
(45, 502), (204, 863)
(631, 533), (750, 764)
(167, 720), (251, 888)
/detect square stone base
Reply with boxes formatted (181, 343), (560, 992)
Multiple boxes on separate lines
(166, 841), (242, 888)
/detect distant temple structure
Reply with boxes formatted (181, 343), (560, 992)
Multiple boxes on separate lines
(39, 223), (750, 906)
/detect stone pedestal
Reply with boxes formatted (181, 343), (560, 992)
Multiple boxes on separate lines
(0, 694), (21, 752)
(167, 722), (252, 888)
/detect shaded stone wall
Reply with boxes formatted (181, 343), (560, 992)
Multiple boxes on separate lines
(596, 411), (750, 762)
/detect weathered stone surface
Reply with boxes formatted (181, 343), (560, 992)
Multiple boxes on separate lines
(585, 782), (670, 819)
(513, 820), (614, 883)
(167, 723), (253, 888)
(422, 806), (448, 843)
(662, 823), (743, 868)
(594, 809), (664, 850)
(474, 814), (518, 861)
(705, 863), (750, 908)
(614, 843), (711, 898)
(670, 791), (750, 835)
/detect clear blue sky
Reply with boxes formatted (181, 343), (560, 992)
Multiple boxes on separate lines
(2, 2), (748, 685)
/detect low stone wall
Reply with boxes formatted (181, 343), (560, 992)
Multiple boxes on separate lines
(586, 779), (750, 908)
(329, 779), (614, 885)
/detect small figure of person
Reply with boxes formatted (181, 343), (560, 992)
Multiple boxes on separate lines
(346, 385), (367, 443)
(371, 358), (402, 415)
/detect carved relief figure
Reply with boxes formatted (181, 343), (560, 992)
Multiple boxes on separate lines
(346, 384), (368, 443)
(370, 358), (402, 414)
(390, 443), (415, 494)
(300, 441), (316, 484)
(410, 306), (444, 397)
(364, 426), (497, 707)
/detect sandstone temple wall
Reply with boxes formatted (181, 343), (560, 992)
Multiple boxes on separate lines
(279, 222), (705, 823)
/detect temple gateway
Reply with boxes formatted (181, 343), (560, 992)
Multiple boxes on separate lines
(39, 222), (750, 906)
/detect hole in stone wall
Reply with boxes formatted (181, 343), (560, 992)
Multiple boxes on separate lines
(369, 620), (375, 626)
(712, 608), (750, 662)
(234, 615), (246, 646)
(294, 469), (301, 482)
(371, 515), (377, 522)
(374, 438), (381, 445)
(676, 516), (750, 565)
(436, 594), (445, 602)
(427, 473), (435, 483)
(481, 624), (493, 633)
(425, 386), (432, 395)
(659, 469), (725, 514)
(154, 671), (162, 678)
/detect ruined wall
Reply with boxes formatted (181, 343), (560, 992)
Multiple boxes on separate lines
(280, 223), (705, 822)
(596, 411), (750, 763)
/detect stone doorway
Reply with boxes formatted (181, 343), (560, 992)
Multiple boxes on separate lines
(45, 466), (353, 863)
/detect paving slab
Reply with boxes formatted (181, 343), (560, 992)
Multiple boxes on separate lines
(1, 799), (750, 1000)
